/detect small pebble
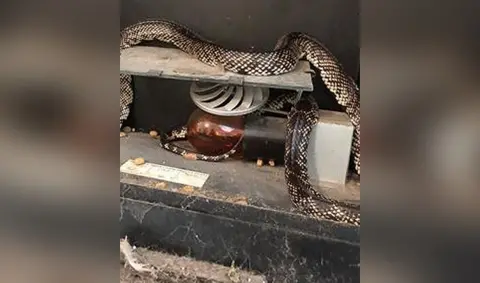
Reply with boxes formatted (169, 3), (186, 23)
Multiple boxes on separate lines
(183, 153), (198, 160)
(154, 182), (167, 189)
(180, 186), (195, 194)
(149, 130), (158, 138)
(231, 196), (248, 206)
(133, 157), (145, 165)
(120, 132), (126, 138)
(268, 160), (275, 167)
(132, 128), (136, 132)
(256, 158), (263, 167)
(234, 199), (248, 206)
(122, 126), (131, 133)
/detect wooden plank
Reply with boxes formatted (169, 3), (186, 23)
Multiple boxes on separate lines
(120, 46), (314, 91)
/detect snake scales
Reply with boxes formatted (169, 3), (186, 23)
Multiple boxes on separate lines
(120, 20), (360, 226)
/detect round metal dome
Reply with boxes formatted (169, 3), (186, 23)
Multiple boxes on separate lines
(189, 81), (269, 116)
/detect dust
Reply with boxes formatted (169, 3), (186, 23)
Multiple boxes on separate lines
(120, 237), (267, 283)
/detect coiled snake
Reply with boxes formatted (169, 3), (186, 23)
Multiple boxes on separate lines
(120, 20), (360, 226)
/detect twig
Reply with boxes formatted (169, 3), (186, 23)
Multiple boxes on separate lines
(120, 236), (158, 279)
(120, 236), (268, 282)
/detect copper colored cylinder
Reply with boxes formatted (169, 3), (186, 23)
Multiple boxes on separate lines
(186, 109), (244, 157)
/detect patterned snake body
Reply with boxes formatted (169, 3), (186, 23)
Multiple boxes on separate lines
(159, 125), (243, 162)
(120, 20), (360, 226)
(285, 95), (359, 225)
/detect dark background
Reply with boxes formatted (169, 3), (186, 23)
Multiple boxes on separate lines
(120, 0), (359, 131)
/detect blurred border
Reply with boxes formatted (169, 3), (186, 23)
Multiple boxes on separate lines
(0, 1), (119, 283)
(362, 1), (479, 282)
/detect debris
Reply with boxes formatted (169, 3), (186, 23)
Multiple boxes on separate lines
(120, 236), (268, 282)
(179, 185), (195, 194)
(234, 199), (248, 206)
(154, 182), (167, 189)
(268, 160), (275, 167)
(120, 132), (127, 138)
(133, 157), (145, 165)
(149, 130), (158, 138)
(231, 196), (248, 206)
(227, 261), (240, 283)
(256, 158), (263, 167)
(120, 236), (158, 279)
(183, 153), (198, 160)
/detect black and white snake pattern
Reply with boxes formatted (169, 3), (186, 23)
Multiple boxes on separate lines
(159, 124), (243, 162)
(120, 20), (360, 226)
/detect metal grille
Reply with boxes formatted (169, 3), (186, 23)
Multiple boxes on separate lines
(189, 81), (269, 116)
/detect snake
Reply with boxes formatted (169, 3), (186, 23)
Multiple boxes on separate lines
(120, 20), (360, 226)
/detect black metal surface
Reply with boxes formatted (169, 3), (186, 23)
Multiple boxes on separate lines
(120, 180), (360, 283)
(120, 132), (360, 282)
(242, 115), (287, 164)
